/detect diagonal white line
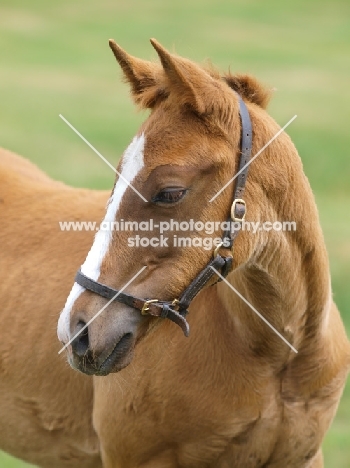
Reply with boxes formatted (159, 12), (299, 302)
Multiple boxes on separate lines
(209, 115), (297, 202)
(59, 114), (148, 203)
(58, 266), (147, 354)
(210, 266), (298, 353)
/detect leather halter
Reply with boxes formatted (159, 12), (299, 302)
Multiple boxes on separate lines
(75, 95), (252, 337)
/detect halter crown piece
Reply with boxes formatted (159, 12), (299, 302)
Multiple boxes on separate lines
(75, 95), (253, 336)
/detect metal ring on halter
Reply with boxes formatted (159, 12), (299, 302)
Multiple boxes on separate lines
(213, 241), (224, 258)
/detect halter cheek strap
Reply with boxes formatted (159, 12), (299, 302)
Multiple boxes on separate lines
(74, 95), (252, 336)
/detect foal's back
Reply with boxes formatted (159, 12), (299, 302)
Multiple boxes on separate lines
(0, 148), (107, 467)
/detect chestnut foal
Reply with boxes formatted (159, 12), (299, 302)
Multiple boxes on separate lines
(58, 40), (349, 467)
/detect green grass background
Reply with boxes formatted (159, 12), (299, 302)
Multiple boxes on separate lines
(0, 0), (349, 466)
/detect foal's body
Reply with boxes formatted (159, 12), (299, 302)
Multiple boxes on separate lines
(95, 296), (343, 468)
(0, 149), (104, 467)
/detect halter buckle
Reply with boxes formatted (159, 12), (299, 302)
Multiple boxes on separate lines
(141, 299), (158, 315)
(171, 298), (180, 310)
(231, 198), (246, 222)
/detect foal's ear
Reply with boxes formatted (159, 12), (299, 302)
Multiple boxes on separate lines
(109, 39), (167, 108)
(150, 39), (219, 116)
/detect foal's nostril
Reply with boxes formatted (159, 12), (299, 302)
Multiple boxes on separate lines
(71, 320), (90, 357)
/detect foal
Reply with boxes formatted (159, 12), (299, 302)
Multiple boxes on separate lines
(0, 149), (104, 467)
(58, 40), (350, 467)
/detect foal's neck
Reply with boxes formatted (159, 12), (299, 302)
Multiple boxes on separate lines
(216, 140), (331, 367)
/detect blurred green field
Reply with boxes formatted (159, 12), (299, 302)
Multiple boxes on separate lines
(0, 0), (349, 466)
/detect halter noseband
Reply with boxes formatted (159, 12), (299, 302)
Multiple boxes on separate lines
(75, 95), (252, 337)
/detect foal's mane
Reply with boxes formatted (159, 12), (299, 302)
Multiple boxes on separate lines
(201, 60), (272, 109)
(221, 73), (271, 109)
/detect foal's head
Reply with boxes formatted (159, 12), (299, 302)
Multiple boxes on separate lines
(57, 39), (270, 375)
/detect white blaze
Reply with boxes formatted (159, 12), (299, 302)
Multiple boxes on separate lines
(57, 134), (145, 342)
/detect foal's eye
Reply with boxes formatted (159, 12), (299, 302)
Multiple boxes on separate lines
(152, 188), (187, 204)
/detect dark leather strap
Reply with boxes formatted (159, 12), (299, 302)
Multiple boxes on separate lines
(177, 255), (228, 310)
(233, 96), (253, 201)
(222, 95), (253, 248)
(75, 254), (227, 337)
(75, 269), (191, 336)
(74, 94), (252, 336)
